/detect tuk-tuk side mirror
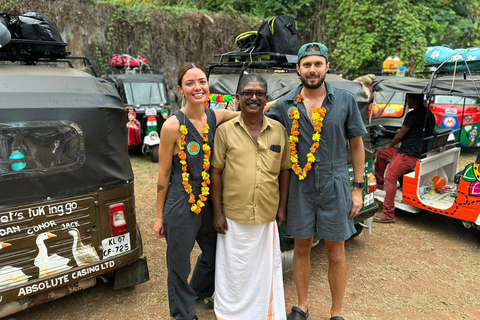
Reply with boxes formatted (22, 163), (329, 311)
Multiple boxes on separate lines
(0, 22), (11, 48)
(167, 83), (173, 90)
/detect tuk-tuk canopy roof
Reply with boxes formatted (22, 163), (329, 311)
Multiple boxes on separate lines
(373, 76), (480, 100)
(0, 65), (133, 208)
(115, 74), (167, 85)
(209, 72), (368, 104)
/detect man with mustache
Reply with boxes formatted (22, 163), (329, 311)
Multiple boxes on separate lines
(211, 73), (290, 319)
(266, 43), (367, 320)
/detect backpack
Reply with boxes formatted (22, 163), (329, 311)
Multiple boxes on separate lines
(11, 12), (67, 58)
(0, 12), (12, 51)
(249, 16), (300, 55)
(235, 31), (257, 53)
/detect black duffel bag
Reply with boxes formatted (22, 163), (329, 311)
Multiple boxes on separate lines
(11, 12), (66, 58)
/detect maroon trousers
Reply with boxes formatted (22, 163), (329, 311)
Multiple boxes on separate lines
(375, 147), (417, 219)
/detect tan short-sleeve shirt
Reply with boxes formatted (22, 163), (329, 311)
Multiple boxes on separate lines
(212, 114), (290, 224)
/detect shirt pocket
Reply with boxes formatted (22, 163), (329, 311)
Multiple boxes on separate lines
(263, 148), (282, 175)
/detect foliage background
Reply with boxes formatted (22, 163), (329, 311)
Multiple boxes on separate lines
(0, 0), (479, 79)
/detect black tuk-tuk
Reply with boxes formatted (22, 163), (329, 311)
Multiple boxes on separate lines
(0, 26), (149, 317)
(106, 71), (171, 162)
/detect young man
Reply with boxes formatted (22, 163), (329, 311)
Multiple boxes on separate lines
(266, 43), (367, 320)
(374, 93), (435, 222)
(211, 73), (290, 320)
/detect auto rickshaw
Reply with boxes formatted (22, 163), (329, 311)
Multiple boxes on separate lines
(371, 73), (480, 231)
(105, 70), (172, 162)
(0, 24), (149, 318)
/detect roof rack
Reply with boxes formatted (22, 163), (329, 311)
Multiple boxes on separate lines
(0, 38), (98, 77)
(208, 51), (298, 94)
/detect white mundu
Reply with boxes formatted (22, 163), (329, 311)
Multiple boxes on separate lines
(214, 218), (286, 320)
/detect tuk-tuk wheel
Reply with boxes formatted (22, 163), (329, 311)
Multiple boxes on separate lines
(349, 224), (364, 239)
(150, 145), (159, 162)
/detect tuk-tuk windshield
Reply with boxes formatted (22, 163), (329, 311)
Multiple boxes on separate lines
(123, 82), (168, 106)
(433, 95), (479, 105)
(372, 91), (406, 118)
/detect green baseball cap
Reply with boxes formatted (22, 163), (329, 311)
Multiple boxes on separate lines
(297, 42), (329, 63)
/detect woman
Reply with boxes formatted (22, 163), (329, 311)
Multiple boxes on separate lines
(153, 63), (237, 320)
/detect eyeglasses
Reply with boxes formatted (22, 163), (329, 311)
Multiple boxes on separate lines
(239, 90), (267, 99)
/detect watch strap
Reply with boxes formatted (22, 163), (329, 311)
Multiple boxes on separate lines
(353, 181), (365, 188)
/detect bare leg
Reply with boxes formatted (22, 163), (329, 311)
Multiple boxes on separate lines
(292, 237), (313, 312)
(324, 240), (347, 317)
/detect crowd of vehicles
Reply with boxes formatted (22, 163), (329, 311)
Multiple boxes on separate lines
(0, 24), (149, 318)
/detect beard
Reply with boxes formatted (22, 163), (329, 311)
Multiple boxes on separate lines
(300, 72), (326, 89)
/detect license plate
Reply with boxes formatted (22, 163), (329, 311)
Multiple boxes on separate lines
(445, 108), (457, 114)
(102, 233), (131, 258)
(364, 193), (374, 206)
(145, 107), (157, 116)
(384, 107), (395, 114)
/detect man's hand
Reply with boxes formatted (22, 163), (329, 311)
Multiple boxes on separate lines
(349, 188), (363, 219)
(213, 212), (228, 234)
(153, 215), (165, 238)
(276, 207), (286, 227)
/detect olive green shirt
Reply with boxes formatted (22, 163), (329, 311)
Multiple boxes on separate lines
(212, 114), (290, 224)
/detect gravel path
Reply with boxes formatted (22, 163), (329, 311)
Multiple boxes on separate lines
(8, 150), (480, 320)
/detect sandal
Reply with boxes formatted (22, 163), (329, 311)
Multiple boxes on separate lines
(196, 296), (214, 309)
(287, 306), (309, 320)
(330, 317), (345, 320)
(373, 213), (395, 223)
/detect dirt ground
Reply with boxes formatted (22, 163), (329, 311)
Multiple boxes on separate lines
(6, 151), (480, 320)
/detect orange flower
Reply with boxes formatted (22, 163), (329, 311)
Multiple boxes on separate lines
(296, 94), (303, 103)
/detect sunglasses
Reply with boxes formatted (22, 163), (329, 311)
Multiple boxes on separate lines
(239, 90), (267, 99)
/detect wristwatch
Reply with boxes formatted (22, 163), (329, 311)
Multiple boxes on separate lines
(353, 181), (365, 189)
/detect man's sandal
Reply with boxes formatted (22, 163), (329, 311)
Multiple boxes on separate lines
(373, 213), (395, 223)
(287, 306), (309, 320)
(330, 317), (345, 320)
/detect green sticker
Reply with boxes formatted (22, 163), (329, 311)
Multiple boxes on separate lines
(187, 141), (200, 155)
(287, 106), (298, 120)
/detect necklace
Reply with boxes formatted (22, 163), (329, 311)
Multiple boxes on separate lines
(178, 123), (211, 214)
(289, 94), (326, 180)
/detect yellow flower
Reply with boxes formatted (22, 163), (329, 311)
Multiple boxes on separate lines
(312, 132), (320, 141)
(198, 201), (205, 208)
(191, 204), (198, 212)
(290, 156), (298, 164)
(202, 171), (210, 180)
(180, 125), (188, 135)
(203, 124), (210, 133)
(289, 135), (299, 143)
(307, 153), (316, 163)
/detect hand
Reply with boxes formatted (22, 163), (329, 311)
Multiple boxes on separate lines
(276, 208), (286, 227)
(349, 188), (363, 219)
(213, 212), (228, 234)
(153, 216), (165, 238)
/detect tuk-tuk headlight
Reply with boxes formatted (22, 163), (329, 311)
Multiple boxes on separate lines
(149, 131), (159, 140)
(465, 115), (473, 123)
(135, 102), (141, 108)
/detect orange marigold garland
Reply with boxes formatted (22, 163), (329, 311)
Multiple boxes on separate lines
(178, 123), (211, 214)
(289, 94), (326, 180)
